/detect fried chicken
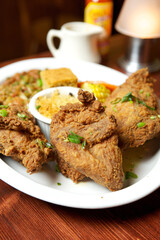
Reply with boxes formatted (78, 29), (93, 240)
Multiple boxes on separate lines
(105, 68), (160, 149)
(0, 104), (54, 173)
(50, 89), (124, 191)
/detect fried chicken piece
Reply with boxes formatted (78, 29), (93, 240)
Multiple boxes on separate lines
(0, 104), (54, 173)
(105, 68), (160, 149)
(57, 157), (86, 183)
(50, 89), (124, 191)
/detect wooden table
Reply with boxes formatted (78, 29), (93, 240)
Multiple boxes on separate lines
(0, 34), (160, 240)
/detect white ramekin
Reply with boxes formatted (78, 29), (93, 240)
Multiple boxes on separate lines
(28, 86), (79, 141)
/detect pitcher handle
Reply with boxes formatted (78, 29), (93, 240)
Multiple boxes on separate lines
(46, 29), (63, 57)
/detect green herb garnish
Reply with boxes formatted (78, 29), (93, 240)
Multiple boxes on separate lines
(82, 140), (86, 150)
(150, 116), (156, 120)
(111, 98), (121, 105)
(0, 105), (8, 109)
(68, 131), (83, 144)
(37, 78), (43, 87)
(17, 113), (29, 120)
(35, 139), (43, 149)
(121, 92), (155, 110)
(125, 171), (138, 180)
(121, 92), (133, 102)
(137, 122), (145, 128)
(35, 140), (53, 149)
(45, 142), (53, 149)
(36, 105), (41, 110)
(139, 89), (144, 94)
(57, 182), (61, 186)
(145, 92), (150, 99)
(112, 105), (117, 112)
(136, 98), (155, 110)
(68, 131), (86, 149)
(0, 109), (7, 117)
(55, 164), (61, 173)
(63, 138), (69, 142)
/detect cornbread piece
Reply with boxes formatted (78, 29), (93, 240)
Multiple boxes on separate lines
(0, 104), (54, 173)
(50, 89), (124, 191)
(40, 68), (78, 89)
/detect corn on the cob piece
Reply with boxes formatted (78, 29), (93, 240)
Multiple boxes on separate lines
(80, 82), (111, 102)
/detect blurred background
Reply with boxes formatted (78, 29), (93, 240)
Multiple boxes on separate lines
(0, 0), (124, 62)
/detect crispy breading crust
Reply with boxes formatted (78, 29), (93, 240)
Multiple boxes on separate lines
(51, 89), (124, 191)
(105, 68), (160, 149)
(0, 104), (54, 173)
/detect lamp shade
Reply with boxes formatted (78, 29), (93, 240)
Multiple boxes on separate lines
(115, 0), (160, 39)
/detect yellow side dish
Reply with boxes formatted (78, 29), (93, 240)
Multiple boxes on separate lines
(40, 68), (78, 89)
(36, 90), (79, 119)
(80, 82), (111, 102)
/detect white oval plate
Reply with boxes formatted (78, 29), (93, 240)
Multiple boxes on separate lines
(0, 58), (159, 209)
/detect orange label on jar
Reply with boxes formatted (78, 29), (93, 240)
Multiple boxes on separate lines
(84, 2), (113, 36)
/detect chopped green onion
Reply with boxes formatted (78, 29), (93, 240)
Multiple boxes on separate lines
(136, 98), (155, 110)
(121, 92), (133, 102)
(0, 105), (8, 109)
(57, 182), (61, 186)
(68, 131), (83, 144)
(112, 105), (117, 112)
(35, 140), (53, 149)
(67, 131), (86, 149)
(55, 164), (61, 173)
(150, 116), (156, 120)
(63, 138), (69, 142)
(35, 139), (43, 149)
(82, 140), (86, 150)
(0, 109), (7, 117)
(89, 131), (93, 135)
(111, 98), (121, 105)
(17, 113), (29, 120)
(121, 92), (155, 110)
(137, 122), (145, 128)
(36, 105), (41, 110)
(45, 142), (53, 149)
(37, 78), (43, 87)
(125, 171), (138, 180)
(139, 89), (144, 94)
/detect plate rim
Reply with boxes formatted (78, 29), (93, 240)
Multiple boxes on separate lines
(0, 157), (160, 209)
(0, 57), (159, 209)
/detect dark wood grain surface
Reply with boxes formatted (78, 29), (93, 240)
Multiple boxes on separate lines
(0, 34), (160, 240)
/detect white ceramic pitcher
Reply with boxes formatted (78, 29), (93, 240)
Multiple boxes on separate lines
(46, 22), (104, 63)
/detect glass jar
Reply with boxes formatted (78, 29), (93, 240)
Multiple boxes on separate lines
(84, 0), (113, 56)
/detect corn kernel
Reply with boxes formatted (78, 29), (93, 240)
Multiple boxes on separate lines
(81, 82), (111, 102)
